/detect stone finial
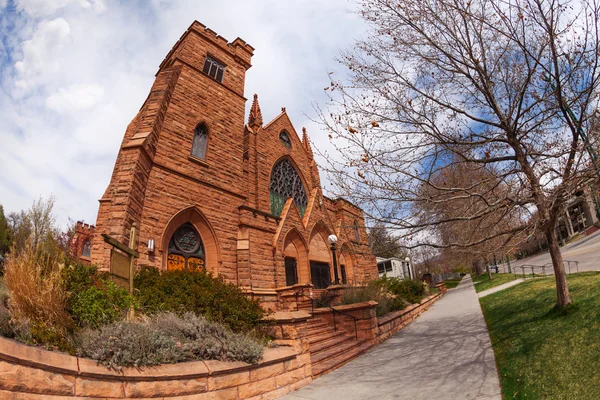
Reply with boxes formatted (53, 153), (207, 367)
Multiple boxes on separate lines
(248, 94), (263, 129)
(302, 127), (314, 159)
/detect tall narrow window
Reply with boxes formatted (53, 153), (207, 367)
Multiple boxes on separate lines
(340, 265), (347, 284)
(270, 158), (308, 217)
(191, 124), (208, 160)
(202, 56), (225, 82)
(353, 220), (360, 242)
(285, 257), (298, 286)
(167, 223), (206, 271)
(81, 240), (91, 257)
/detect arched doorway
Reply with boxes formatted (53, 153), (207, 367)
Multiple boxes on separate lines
(282, 229), (309, 286)
(161, 207), (219, 273)
(308, 222), (332, 289)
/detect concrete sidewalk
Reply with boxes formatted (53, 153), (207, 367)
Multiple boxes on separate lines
(478, 278), (525, 298)
(282, 275), (501, 400)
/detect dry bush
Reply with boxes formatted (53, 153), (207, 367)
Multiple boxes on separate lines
(3, 243), (73, 348)
(78, 312), (264, 370)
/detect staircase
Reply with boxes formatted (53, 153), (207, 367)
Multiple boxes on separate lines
(306, 316), (373, 377)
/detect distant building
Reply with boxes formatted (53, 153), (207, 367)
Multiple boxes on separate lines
(376, 257), (413, 280)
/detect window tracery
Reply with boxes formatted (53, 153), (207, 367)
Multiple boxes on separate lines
(270, 158), (308, 217)
(167, 223), (206, 271)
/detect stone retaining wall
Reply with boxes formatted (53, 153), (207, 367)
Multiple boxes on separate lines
(0, 336), (311, 399)
(376, 293), (442, 343)
(0, 294), (443, 399)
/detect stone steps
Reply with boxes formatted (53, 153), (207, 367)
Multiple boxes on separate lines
(311, 341), (374, 377)
(307, 330), (346, 345)
(309, 334), (355, 355)
(304, 316), (374, 378)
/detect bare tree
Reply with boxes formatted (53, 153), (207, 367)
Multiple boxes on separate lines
(319, 0), (600, 308)
(367, 222), (408, 259)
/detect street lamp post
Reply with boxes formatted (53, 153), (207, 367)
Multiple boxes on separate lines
(404, 256), (412, 280)
(328, 234), (340, 285)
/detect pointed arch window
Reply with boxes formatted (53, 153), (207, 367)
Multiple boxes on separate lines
(279, 131), (292, 149)
(167, 223), (206, 271)
(270, 158), (308, 217)
(191, 124), (208, 160)
(81, 240), (91, 257)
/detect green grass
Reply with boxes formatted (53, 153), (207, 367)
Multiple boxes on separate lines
(444, 278), (462, 289)
(480, 272), (600, 400)
(473, 273), (517, 293)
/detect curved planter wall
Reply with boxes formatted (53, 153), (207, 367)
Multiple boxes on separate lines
(0, 337), (312, 399)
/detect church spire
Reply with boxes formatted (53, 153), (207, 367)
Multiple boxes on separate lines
(302, 127), (314, 159)
(248, 93), (263, 129)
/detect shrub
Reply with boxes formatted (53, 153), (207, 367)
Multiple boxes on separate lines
(78, 312), (264, 370)
(134, 267), (266, 333)
(340, 284), (409, 317)
(3, 244), (73, 348)
(70, 282), (133, 329)
(63, 262), (133, 329)
(387, 279), (427, 304)
(0, 305), (12, 338)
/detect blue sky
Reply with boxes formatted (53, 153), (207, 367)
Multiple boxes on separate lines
(0, 0), (366, 227)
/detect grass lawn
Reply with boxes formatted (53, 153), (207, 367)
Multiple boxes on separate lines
(472, 273), (517, 293)
(480, 272), (600, 399)
(444, 278), (463, 289)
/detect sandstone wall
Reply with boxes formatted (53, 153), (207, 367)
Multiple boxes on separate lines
(0, 338), (310, 400)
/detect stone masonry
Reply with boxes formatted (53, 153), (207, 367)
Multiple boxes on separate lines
(90, 21), (378, 310)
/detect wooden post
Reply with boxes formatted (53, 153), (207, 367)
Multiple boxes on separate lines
(128, 223), (137, 320)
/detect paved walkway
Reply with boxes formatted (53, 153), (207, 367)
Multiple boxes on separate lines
(283, 275), (501, 400)
(478, 278), (525, 298)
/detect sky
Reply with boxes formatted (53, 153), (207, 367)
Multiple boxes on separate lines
(0, 0), (367, 228)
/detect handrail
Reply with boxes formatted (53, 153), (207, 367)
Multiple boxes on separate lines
(515, 261), (580, 277)
(294, 288), (359, 340)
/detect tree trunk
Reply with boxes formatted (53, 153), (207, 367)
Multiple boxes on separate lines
(546, 224), (572, 308)
(487, 264), (492, 280)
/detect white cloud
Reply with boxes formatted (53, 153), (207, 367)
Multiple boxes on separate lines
(14, 18), (71, 91)
(46, 84), (104, 113)
(15, 0), (105, 17)
(0, 1), (366, 228)
(0, 0), (7, 10)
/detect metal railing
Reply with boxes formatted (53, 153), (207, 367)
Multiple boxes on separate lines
(294, 288), (359, 340)
(514, 260), (580, 278)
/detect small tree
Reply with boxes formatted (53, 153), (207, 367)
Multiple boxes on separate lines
(367, 222), (407, 259)
(0, 205), (11, 255)
(320, 0), (600, 308)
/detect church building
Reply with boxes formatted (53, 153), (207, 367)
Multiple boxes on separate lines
(90, 21), (378, 309)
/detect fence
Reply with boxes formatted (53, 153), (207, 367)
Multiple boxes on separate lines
(514, 260), (579, 278)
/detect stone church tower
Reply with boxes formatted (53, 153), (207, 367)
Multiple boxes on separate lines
(91, 21), (378, 309)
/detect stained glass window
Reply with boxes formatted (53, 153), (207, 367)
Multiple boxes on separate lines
(279, 131), (292, 149)
(191, 124), (208, 160)
(270, 158), (308, 217)
(167, 223), (205, 271)
(81, 240), (91, 257)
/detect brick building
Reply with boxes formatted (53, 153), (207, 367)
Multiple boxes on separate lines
(90, 21), (377, 309)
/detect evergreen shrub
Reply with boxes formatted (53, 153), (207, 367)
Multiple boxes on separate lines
(62, 262), (133, 329)
(134, 267), (266, 333)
